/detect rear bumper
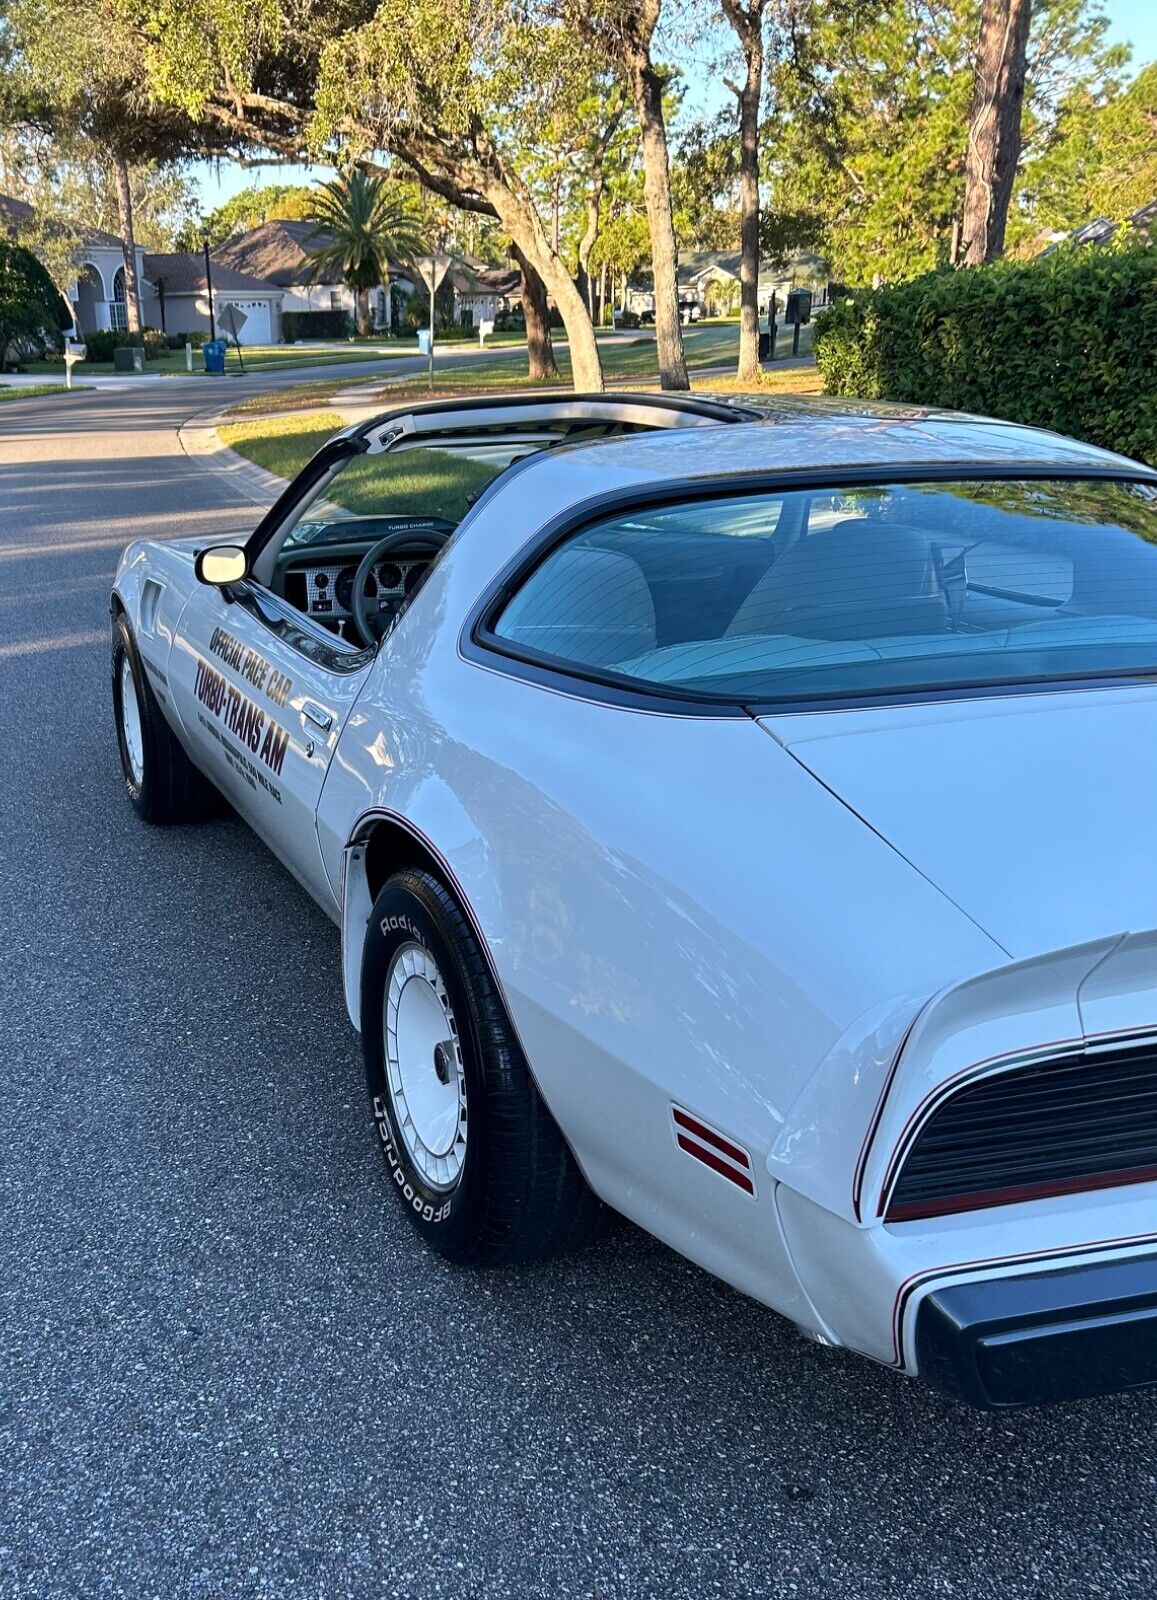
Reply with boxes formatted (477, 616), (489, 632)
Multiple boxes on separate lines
(915, 1253), (1157, 1408)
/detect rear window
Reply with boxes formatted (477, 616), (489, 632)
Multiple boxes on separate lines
(489, 478), (1157, 703)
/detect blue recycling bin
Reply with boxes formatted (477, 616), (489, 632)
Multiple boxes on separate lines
(202, 339), (227, 374)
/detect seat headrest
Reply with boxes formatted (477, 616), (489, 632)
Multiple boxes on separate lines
(727, 518), (942, 638)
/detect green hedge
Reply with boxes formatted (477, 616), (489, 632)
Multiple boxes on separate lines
(282, 309), (353, 341)
(814, 244), (1157, 464)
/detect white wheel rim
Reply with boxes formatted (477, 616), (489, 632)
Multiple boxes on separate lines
(383, 941), (467, 1192)
(119, 654), (145, 786)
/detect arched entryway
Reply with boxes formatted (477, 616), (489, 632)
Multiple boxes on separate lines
(73, 264), (105, 337)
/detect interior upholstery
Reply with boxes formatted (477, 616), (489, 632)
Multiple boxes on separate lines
(497, 545), (658, 665)
(725, 519), (949, 641)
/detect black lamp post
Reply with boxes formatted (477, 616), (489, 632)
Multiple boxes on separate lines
(202, 232), (217, 342)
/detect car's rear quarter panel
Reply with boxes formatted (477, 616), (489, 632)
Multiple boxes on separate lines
(322, 517), (1007, 1332)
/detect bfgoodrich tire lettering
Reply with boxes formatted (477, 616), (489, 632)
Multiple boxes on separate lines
(361, 868), (607, 1265)
(112, 611), (221, 824)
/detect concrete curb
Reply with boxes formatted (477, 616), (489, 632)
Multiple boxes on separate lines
(176, 387), (397, 507)
(176, 403), (290, 509)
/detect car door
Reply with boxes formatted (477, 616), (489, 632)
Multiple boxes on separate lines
(169, 578), (370, 912)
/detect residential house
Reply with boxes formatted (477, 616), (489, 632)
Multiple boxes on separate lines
(142, 252), (284, 344)
(213, 219), (415, 330)
(0, 192), (147, 337)
(1036, 197), (1157, 256)
(675, 250), (826, 316)
(452, 261), (522, 327)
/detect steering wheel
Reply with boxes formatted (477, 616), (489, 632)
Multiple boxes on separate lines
(351, 528), (451, 648)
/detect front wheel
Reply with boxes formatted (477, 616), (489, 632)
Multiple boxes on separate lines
(112, 611), (221, 824)
(361, 868), (607, 1265)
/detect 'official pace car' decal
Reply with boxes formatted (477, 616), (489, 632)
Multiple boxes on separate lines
(208, 626), (292, 708)
(671, 1106), (756, 1197)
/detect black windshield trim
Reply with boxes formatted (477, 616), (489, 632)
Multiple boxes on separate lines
(244, 432), (368, 566)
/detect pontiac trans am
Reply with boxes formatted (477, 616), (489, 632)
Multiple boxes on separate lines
(111, 392), (1157, 1408)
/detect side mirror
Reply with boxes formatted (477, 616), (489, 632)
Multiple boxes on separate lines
(195, 544), (249, 587)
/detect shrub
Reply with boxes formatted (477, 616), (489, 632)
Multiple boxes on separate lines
(493, 308), (526, 333)
(814, 243), (1157, 464)
(79, 328), (121, 363)
(166, 329), (209, 350)
(282, 309), (353, 341)
(0, 241), (71, 368)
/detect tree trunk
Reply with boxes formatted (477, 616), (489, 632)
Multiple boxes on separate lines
(723, 1), (765, 385)
(481, 180), (604, 391)
(112, 154), (142, 346)
(356, 285), (370, 336)
(577, 110), (623, 327)
(577, 185), (599, 319)
(364, 133), (604, 388)
(961, 0), (1033, 265)
(624, 41), (689, 390)
(511, 242), (559, 382)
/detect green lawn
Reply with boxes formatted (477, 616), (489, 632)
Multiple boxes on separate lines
(218, 412), (347, 477)
(0, 382), (91, 401)
(22, 341), (441, 380)
(695, 364), (824, 396)
(224, 377), (370, 417)
(218, 412), (497, 518)
(370, 321), (814, 398)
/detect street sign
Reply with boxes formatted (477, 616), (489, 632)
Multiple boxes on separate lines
(416, 253), (454, 294)
(417, 252), (455, 390)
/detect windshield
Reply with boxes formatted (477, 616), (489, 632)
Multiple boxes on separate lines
(279, 420), (654, 552)
(491, 477), (1157, 703)
(281, 445), (508, 549)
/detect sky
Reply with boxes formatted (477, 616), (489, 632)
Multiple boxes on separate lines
(189, 0), (1157, 213)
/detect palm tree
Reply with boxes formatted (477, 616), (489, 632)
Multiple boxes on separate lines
(304, 171), (427, 337)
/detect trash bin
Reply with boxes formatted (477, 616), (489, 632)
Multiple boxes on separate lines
(758, 330), (771, 360)
(202, 339), (227, 374)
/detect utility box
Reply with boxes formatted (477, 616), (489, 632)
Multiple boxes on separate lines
(113, 346), (143, 373)
(784, 289), (813, 327)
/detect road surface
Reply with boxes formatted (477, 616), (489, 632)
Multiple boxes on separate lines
(1, 374), (1154, 1600)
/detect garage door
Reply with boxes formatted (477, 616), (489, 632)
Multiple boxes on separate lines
(217, 299), (272, 346)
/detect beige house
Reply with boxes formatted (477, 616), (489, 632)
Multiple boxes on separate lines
(214, 219), (415, 330)
(142, 252), (284, 344)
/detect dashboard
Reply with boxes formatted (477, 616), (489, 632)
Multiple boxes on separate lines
(282, 555), (432, 633)
(276, 516), (456, 638)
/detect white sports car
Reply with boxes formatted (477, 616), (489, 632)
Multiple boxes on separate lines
(112, 392), (1157, 1409)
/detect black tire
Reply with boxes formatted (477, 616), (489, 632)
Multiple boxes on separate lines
(362, 868), (608, 1265)
(112, 610), (221, 825)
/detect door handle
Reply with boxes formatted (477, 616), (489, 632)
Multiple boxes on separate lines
(301, 700), (333, 733)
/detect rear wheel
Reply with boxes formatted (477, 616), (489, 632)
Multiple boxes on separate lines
(362, 868), (608, 1265)
(112, 611), (221, 824)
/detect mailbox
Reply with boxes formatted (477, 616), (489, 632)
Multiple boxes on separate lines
(784, 289), (812, 327)
(63, 337), (86, 390)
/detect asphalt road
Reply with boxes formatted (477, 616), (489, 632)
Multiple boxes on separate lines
(1, 375), (1155, 1600)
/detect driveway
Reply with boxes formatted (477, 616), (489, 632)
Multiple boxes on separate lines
(1, 376), (1154, 1600)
